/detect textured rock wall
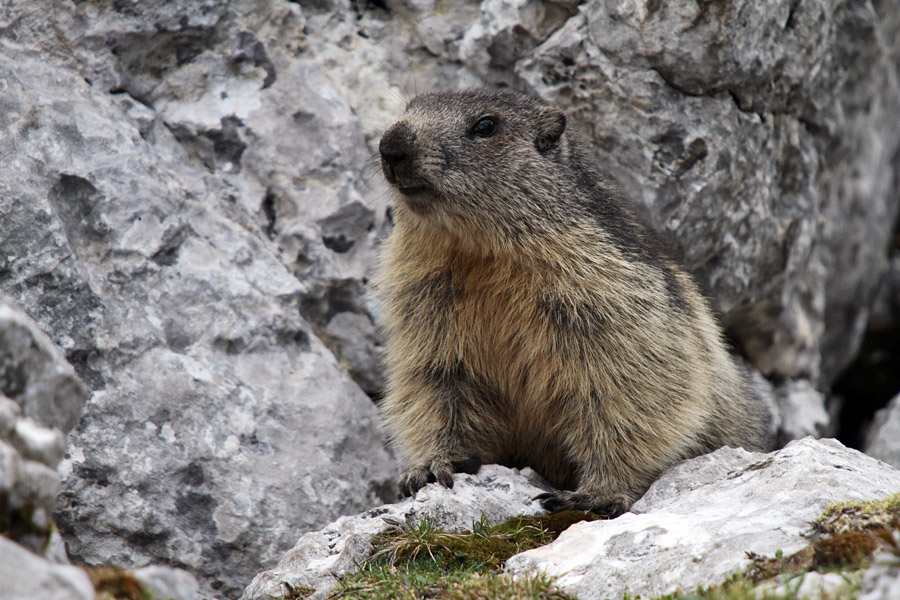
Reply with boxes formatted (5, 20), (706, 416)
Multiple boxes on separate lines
(1, 0), (899, 597)
(1, 3), (400, 597)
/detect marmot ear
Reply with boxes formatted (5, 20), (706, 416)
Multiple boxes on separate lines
(535, 107), (566, 152)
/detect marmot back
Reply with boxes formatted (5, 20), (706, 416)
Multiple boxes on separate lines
(376, 88), (774, 516)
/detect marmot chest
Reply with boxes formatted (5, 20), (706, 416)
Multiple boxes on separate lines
(437, 259), (548, 387)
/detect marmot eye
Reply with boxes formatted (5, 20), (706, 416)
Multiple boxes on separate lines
(472, 117), (497, 138)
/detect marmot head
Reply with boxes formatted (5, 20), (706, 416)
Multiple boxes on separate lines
(379, 89), (578, 247)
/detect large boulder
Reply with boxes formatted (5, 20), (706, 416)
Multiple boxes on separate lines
(0, 40), (397, 599)
(0, 0), (402, 395)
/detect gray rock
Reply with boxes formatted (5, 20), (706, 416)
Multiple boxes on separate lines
(756, 571), (860, 600)
(0, 43), (397, 599)
(240, 465), (550, 600)
(517, 0), (900, 386)
(864, 392), (900, 469)
(868, 256), (900, 332)
(0, 297), (87, 433)
(1, 0), (400, 397)
(0, 536), (94, 600)
(134, 565), (201, 600)
(775, 379), (830, 445)
(323, 311), (384, 397)
(0, 298), (81, 557)
(860, 535), (900, 600)
(12, 417), (67, 469)
(0, 436), (60, 555)
(505, 438), (900, 600)
(454, 0), (575, 83)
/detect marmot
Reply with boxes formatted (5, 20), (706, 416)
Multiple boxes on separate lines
(376, 88), (774, 517)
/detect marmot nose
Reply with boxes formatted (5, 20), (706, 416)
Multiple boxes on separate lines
(379, 121), (416, 173)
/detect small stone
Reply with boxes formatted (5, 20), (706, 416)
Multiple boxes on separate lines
(133, 565), (200, 600)
(0, 536), (94, 600)
(864, 392), (900, 469)
(12, 417), (67, 469)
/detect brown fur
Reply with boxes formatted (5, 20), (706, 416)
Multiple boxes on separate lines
(376, 89), (774, 517)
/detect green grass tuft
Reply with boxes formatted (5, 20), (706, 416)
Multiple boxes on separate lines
(328, 512), (594, 600)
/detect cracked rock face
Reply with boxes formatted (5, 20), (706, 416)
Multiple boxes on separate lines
(517, 0), (900, 386)
(0, 37), (397, 600)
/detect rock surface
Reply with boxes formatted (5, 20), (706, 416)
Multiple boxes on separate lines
(775, 379), (831, 445)
(516, 0), (900, 387)
(0, 35), (396, 600)
(134, 565), (201, 600)
(864, 392), (900, 470)
(241, 438), (900, 600)
(860, 535), (900, 600)
(0, 295), (93, 597)
(505, 438), (900, 600)
(240, 465), (549, 600)
(0, 298), (87, 434)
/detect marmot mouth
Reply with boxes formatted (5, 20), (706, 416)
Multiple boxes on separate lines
(396, 185), (433, 198)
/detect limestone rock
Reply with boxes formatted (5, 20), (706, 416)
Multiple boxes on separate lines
(517, 0), (900, 386)
(134, 565), (201, 600)
(860, 538), (900, 600)
(0, 536), (94, 600)
(775, 379), (830, 445)
(0, 42), (397, 599)
(756, 571), (860, 600)
(864, 392), (900, 469)
(0, 0), (399, 399)
(0, 296), (84, 557)
(240, 465), (549, 600)
(505, 438), (900, 600)
(0, 297), (87, 433)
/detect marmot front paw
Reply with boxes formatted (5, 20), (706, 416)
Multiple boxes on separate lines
(534, 490), (629, 518)
(397, 456), (483, 498)
(397, 459), (454, 498)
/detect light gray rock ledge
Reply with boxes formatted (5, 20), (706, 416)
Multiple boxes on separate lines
(243, 438), (900, 600)
(505, 438), (900, 600)
(240, 465), (550, 600)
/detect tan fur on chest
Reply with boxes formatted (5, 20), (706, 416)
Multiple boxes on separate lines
(385, 222), (542, 397)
